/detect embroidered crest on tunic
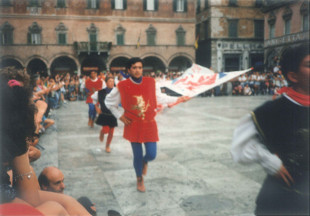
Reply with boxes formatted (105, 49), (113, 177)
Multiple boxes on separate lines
(131, 95), (150, 120)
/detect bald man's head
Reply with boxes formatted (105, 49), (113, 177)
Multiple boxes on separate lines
(38, 166), (65, 193)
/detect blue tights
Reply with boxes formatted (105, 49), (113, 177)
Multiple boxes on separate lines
(88, 103), (96, 120)
(131, 142), (157, 177)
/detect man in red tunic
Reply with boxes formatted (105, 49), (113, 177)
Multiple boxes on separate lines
(105, 58), (190, 192)
(85, 70), (104, 128)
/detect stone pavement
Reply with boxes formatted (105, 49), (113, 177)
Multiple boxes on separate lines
(32, 95), (272, 216)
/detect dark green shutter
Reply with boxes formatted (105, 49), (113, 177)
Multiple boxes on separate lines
(0, 33), (3, 45)
(111, 0), (115, 9)
(173, 0), (176, 12)
(27, 33), (31, 44)
(59, 33), (66, 44)
(123, 0), (127, 10)
(96, 0), (99, 9)
(143, 0), (146, 10)
(87, 0), (91, 8)
(184, 0), (187, 12)
(155, 0), (158, 11)
(117, 34), (124, 45)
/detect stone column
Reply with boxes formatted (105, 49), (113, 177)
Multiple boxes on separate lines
(243, 51), (249, 70)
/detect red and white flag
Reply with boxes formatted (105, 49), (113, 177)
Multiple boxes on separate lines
(164, 64), (253, 97)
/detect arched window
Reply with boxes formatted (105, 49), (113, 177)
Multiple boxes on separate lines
(115, 24), (126, 45)
(27, 22), (42, 44)
(0, 21), (14, 45)
(55, 22), (68, 45)
(282, 6), (292, 35)
(300, 1), (309, 31)
(175, 25), (186, 46)
(87, 23), (98, 51)
(146, 24), (156, 46)
(268, 12), (276, 39)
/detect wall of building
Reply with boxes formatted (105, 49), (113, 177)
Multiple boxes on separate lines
(0, 0), (196, 75)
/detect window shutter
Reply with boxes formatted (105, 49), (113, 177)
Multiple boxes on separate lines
(123, 0), (127, 10)
(27, 33), (31, 44)
(0, 34), (3, 45)
(155, 0), (158, 11)
(111, 0), (115, 9)
(87, 0), (91, 8)
(96, 0), (99, 9)
(173, 0), (176, 12)
(143, 0), (147, 10)
(7, 32), (13, 44)
(184, 0), (187, 12)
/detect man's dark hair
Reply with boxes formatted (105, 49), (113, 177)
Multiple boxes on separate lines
(126, 57), (143, 70)
(280, 42), (310, 84)
(38, 171), (49, 188)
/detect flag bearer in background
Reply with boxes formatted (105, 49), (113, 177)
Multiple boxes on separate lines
(231, 43), (309, 215)
(85, 70), (104, 128)
(105, 57), (190, 192)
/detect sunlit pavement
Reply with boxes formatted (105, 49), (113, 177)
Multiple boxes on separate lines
(32, 95), (271, 216)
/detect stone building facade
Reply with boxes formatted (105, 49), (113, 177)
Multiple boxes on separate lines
(262, 0), (309, 71)
(0, 0), (196, 76)
(196, 0), (265, 72)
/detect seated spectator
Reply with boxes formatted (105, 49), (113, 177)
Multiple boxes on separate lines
(47, 77), (61, 109)
(0, 67), (91, 215)
(243, 84), (252, 96)
(38, 166), (65, 194)
(38, 166), (121, 216)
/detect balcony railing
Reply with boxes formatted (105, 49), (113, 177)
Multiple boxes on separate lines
(74, 41), (112, 54)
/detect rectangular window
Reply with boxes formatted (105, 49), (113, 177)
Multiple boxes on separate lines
(116, 34), (124, 45)
(91, 0), (96, 8)
(1, 0), (11, 6)
(58, 33), (66, 45)
(177, 33), (185, 46)
(255, 0), (263, 7)
(31, 33), (41, 44)
(204, 0), (208, 8)
(87, 0), (99, 9)
(228, 0), (237, 6)
(29, 0), (39, 7)
(89, 33), (97, 51)
(176, 0), (184, 12)
(0, 31), (13, 45)
(224, 54), (240, 72)
(115, 0), (123, 9)
(303, 14), (309, 31)
(146, 0), (155, 10)
(284, 19), (291, 35)
(269, 23), (275, 39)
(254, 20), (264, 38)
(147, 34), (155, 45)
(57, 0), (65, 8)
(196, 0), (200, 13)
(204, 20), (208, 39)
(228, 19), (238, 38)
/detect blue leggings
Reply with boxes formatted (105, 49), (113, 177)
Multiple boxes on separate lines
(88, 103), (96, 120)
(131, 142), (157, 177)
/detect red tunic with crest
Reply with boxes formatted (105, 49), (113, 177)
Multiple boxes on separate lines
(117, 77), (159, 143)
